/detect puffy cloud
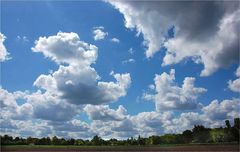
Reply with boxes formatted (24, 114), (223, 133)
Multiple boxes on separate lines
(166, 112), (204, 133)
(0, 119), (52, 138)
(1, 87), (239, 139)
(93, 26), (108, 40)
(0, 88), (33, 120)
(49, 119), (90, 132)
(32, 32), (131, 105)
(228, 66), (240, 92)
(34, 67), (131, 105)
(49, 119), (94, 139)
(108, 1), (239, 76)
(84, 105), (127, 121)
(0, 88), (86, 138)
(0, 33), (10, 62)
(1, 31), (132, 137)
(122, 58), (135, 64)
(111, 37), (120, 43)
(0, 88), (79, 122)
(144, 69), (206, 111)
(130, 111), (172, 137)
(87, 106), (170, 138)
(32, 32), (97, 66)
(202, 98), (240, 121)
(22, 90), (80, 122)
(167, 98), (240, 133)
(90, 119), (137, 139)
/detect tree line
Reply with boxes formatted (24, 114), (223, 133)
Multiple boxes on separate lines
(1, 118), (239, 146)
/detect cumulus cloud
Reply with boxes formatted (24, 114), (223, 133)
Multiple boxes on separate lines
(32, 32), (98, 66)
(167, 98), (240, 133)
(87, 106), (180, 138)
(88, 97), (239, 138)
(202, 98), (240, 121)
(108, 1), (239, 76)
(0, 88), (79, 122)
(1, 32), (132, 138)
(26, 92), (80, 122)
(84, 105), (127, 121)
(49, 119), (90, 133)
(0, 88), (90, 138)
(130, 111), (172, 137)
(111, 37), (120, 43)
(93, 26), (108, 40)
(143, 69), (207, 111)
(228, 66), (240, 92)
(0, 88), (33, 120)
(32, 32), (131, 105)
(0, 33), (10, 62)
(1, 87), (239, 139)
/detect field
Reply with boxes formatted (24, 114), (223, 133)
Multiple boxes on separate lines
(1, 144), (239, 152)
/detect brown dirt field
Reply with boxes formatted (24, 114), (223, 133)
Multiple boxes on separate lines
(1, 144), (239, 152)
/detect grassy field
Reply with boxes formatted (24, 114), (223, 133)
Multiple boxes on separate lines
(1, 144), (239, 151)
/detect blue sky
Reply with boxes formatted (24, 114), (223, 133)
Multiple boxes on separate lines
(0, 1), (239, 139)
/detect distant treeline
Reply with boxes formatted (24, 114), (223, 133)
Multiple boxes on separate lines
(1, 118), (239, 146)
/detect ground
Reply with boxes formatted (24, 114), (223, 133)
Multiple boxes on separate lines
(1, 144), (239, 152)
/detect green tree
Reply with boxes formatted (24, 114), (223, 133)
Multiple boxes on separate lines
(225, 120), (231, 129)
(52, 136), (59, 145)
(192, 125), (211, 143)
(137, 135), (145, 145)
(232, 118), (240, 142)
(182, 130), (193, 143)
(91, 135), (103, 145)
(211, 128), (229, 143)
(26, 137), (34, 145)
(146, 136), (161, 145)
(234, 118), (240, 129)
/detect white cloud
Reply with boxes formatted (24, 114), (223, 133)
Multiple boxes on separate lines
(0, 33), (10, 62)
(0, 119), (53, 138)
(202, 98), (240, 121)
(1, 87), (239, 139)
(32, 32), (131, 105)
(26, 92), (80, 122)
(49, 119), (90, 133)
(143, 69), (207, 111)
(228, 66), (240, 92)
(0, 88), (79, 122)
(111, 37), (120, 43)
(108, 1), (239, 76)
(122, 58), (135, 64)
(0, 88), (33, 120)
(166, 112), (204, 133)
(32, 32), (97, 66)
(84, 105), (127, 121)
(93, 26), (108, 40)
(130, 111), (172, 137)
(1, 31), (132, 137)
(166, 98), (240, 133)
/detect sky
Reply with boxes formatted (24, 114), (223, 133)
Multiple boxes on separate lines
(0, 1), (239, 139)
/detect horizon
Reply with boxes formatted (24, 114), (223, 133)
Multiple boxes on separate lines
(0, 1), (239, 140)
(1, 117), (239, 140)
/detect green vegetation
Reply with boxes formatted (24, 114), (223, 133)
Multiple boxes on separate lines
(1, 118), (239, 146)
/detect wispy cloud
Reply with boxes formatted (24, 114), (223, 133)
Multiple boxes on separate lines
(122, 58), (135, 64)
